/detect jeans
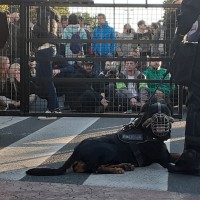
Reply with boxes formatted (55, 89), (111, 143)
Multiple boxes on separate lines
(36, 46), (59, 111)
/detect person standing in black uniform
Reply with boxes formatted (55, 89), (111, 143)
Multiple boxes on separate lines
(168, 0), (200, 175)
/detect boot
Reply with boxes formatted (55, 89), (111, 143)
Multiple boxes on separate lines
(168, 149), (200, 176)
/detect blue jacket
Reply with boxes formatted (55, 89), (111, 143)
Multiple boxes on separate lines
(92, 23), (116, 57)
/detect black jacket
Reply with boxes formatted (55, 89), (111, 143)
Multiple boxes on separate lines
(176, 0), (200, 35)
(0, 12), (9, 49)
(66, 63), (103, 111)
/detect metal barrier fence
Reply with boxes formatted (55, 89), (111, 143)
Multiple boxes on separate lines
(0, 0), (185, 118)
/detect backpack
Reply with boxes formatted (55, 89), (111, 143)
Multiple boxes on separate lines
(0, 12), (9, 49)
(70, 31), (82, 54)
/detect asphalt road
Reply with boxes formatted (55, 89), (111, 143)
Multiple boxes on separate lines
(0, 115), (199, 196)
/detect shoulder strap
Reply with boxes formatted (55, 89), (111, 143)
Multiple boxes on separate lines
(128, 143), (144, 167)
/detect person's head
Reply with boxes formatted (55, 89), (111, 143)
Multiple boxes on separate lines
(78, 16), (84, 28)
(151, 22), (159, 33)
(0, 56), (10, 76)
(51, 19), (58, 36)
(115, 31), (121, 38)
(123, 23), (132, 34)
(61, 15), (68, 28)
(68, 13), (79, 25)
(125, 59), (138, 73)
(150, 59), (162, 70)
(128, 49), (140, 58)
(105, 61), (113, 71)
(82, 61), (94, 73)
(9, 11), (20, 24)
(97, 13), (106, 25)
(172, 0), (182, 12)
(137, 20), (146, 29)
(9, 63), (20, 81)
(29, 60), (37, 70)
(173, 0), (182, 4)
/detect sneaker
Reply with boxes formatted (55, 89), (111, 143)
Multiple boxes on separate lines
(53, 108), (62, 113)
(38, 109), (61, 120)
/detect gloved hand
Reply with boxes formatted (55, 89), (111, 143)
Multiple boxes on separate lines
(170, 34), (184, 57)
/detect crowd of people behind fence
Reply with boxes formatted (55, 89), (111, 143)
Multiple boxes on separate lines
(0, 2), (185, 118)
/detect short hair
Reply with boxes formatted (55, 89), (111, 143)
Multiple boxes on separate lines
(124, 23), (131, 29)
(125, 57), (137, 64)
(68, 13), (78, 25)
(98, 13), (106, 20)
(78, 16), (83, 21)
(9, 63), (20, 80)
(0, 56), (9, 66)
(61, 15), (68, 22)
(151, 22), (158, 29)
(137, 20), (146, 27)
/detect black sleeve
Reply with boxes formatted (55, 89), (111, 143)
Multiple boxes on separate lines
(177, 0), (200, 35)
(0, 12), (9, 49)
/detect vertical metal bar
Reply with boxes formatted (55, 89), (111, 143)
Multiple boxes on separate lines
(19, 3), (30, 113)
(178, 85), (183, 119)
(113, 0), (115, 30)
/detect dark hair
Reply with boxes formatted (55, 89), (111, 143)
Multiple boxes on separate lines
(97, 13), (106, 20)
(151, 22), (158, 29)
(61, 15), (68, 22)
(68, 13), (78, 25)
(125, 57), (137, 64)
(137, 20), (146, 27)
(78, 16), (83, 21)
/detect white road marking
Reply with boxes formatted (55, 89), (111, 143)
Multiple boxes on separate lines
(0, 117), (99, 180)
(0, 116), (28, 129)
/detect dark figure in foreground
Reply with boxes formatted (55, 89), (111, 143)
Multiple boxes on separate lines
(26, 102), (179, 175)
(168, 0), (200, 175)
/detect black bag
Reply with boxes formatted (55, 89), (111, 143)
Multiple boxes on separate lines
(0, 12), (9, 49)
(70, 31), (82, 54)
(170, 42), (199, 86)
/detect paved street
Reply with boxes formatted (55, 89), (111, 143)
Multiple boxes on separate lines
(0, 115), (200, 199)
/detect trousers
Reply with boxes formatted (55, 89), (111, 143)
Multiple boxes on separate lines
(36, 46), (59, 111)
(185, 43), (200, 151)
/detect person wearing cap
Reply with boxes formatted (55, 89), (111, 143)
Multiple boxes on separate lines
(64, 60), (108, 113)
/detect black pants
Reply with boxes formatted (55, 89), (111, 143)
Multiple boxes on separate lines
(69, 89), (101, 112)
(185, 44), (200, 152)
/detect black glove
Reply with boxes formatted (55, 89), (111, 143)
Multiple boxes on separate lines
(170, 34), (184, 57)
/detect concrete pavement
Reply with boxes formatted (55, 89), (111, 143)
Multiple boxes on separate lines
(0, 179), (200, 200)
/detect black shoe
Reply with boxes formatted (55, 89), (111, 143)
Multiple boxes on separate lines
(168, 149), (200, 176)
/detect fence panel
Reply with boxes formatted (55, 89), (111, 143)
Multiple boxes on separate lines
(0, 0), (184, 118)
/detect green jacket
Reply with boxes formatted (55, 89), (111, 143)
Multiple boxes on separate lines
(142, 67), (174, 94)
